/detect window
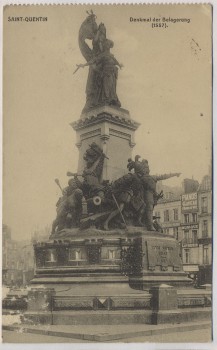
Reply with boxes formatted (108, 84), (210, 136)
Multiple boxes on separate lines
(184, 230), (190, 242)
(192, 213), (197, 223)
(164, 193), (170, 200)
(173, 208), (179, 221)
(155, 211), (160, 222)
(201, 197), (208, 213)
(203, 246), (209, 264)
(164, 210), (169, 222)
(164, 228), (169, 235)
(192, 230), (198, 244)
(203, 176), (211, 191)
(173, 227), (179, 240)
(184, 214), (190, 223)
(184, 249), (190, 264)
(202, 220), (208, 237)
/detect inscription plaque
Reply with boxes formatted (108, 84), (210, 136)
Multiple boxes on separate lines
(146, 240), (182, 271)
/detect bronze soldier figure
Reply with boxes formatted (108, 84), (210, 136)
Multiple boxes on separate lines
(142, 164), (181, 231)
(51, 178), (83, 234)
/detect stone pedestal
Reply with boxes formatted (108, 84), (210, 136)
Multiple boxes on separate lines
(71, 105), (140, 181)
(30, 228), (191, 313)
(25, 230), (213, 326)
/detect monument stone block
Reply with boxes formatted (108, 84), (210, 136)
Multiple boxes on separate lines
(150, 284), (178, 311)
(27, 288), (56, 312)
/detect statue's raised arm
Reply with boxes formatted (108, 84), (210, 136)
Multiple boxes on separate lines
(74, 50), (123, 74)
(154, 173), (181, 181)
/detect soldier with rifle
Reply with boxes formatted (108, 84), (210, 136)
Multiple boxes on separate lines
(51, 177), (83, 235)
(141, 163), (181, 231)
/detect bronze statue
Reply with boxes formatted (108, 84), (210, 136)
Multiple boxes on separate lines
(51, 178), (83, 234)
(51, 143), (181, 234)
(82, 142), (107, 208)
(127, 156), (181, 231)
(75, 12), (123, 112)
(51, 14), (183, 235)
(102, 173), (145, 230)
(141, 163), (181, 231)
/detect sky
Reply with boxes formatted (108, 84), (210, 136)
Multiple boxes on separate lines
(3, 4), (212, 240)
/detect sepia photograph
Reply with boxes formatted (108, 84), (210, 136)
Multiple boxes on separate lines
(2, 3), (213, 344)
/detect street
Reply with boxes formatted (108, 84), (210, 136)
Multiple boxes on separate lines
(2, 328), (212, 343)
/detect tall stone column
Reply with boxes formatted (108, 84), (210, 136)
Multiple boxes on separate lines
(71, 105), (140, 181)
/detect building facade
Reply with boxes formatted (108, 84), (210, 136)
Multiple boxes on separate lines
(180, 191), (199, 278)
(197, 175), (212, 284)
(2, 224), (34, 286)
(154, 174), (212, 285)
(154, 192), (182, 241)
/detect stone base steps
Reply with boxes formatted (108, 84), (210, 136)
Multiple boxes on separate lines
(3, 306), (211, 326)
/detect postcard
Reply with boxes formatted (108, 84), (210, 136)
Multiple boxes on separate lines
(2, 3), (213, 345)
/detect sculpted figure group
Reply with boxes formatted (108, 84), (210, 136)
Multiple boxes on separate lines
(74, 11), (123, 112)
(51, 13), (181, 235)
(51, 143), (180, 235)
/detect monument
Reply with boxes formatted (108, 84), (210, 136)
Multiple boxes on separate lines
(29, 11), (195, 325)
